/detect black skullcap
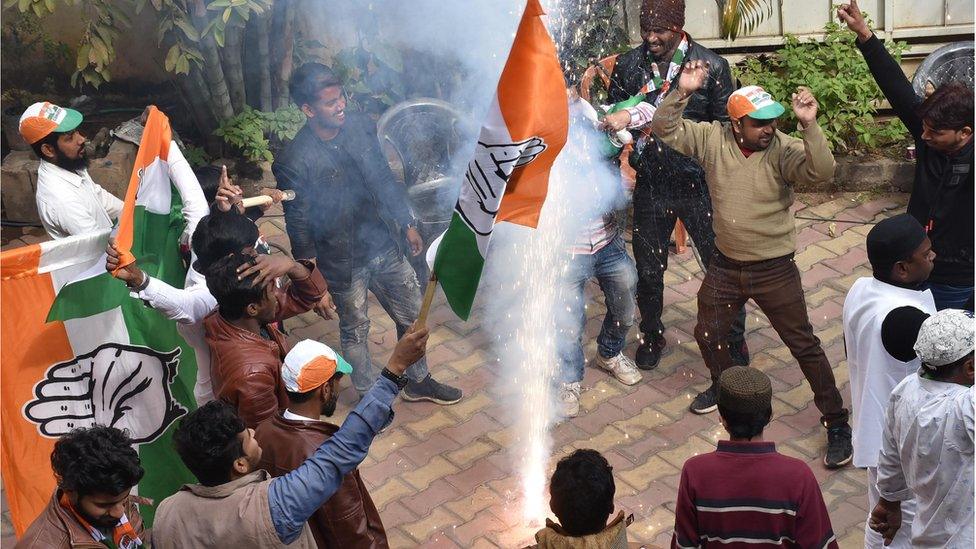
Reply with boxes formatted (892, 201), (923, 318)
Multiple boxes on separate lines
(867, 214), (926, 275)
(718, 366), (772, 415)
(881, 306), (931, 362)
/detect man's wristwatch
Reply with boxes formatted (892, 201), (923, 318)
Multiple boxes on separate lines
(381, 367), (409, 390)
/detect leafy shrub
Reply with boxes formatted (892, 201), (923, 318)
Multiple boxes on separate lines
(734, 17), (910, 153)
(214, 105), (305, 163)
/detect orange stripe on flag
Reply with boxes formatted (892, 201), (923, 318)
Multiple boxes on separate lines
(495, 0), (569, 228)
(0, 255), (74, 535)
(113, 105), (171, 274)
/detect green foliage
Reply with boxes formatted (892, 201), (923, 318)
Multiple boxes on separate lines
(182, 144), (211, 167)
(734, 16), (910, 153)
(330, 41), (405, 115)
(716, 0), (774, 40)
(214, 105), (305, 163)
(555, 0), (630, 90)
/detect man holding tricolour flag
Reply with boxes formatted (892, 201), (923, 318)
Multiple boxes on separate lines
(1, 107), (199, 536)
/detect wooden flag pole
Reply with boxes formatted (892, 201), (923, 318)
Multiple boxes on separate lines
(417, 273), (439, 327)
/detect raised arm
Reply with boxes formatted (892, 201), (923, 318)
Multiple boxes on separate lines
(651, 60), (716, 164)
(838, 0), (922, 138)
(779, 88), (836, 186)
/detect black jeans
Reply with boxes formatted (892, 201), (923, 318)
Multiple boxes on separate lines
(632, 177), (746, 343)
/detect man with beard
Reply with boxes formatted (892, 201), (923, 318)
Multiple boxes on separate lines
(601, 0), (748, 370)
(17, 426), (147, 548)
(254, 340), (388, 548)
(20, 101), (123, 239)
(19, 101), (209, 241)
(652, 64), (852, 467)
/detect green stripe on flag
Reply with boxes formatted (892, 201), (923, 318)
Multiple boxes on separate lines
(433, 214), (484, 320)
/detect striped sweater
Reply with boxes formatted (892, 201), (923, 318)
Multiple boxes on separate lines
(671, 441), (838, 549)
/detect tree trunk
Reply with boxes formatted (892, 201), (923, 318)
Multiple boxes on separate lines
(255, 12), (273, 111)
(189, 0), (235, 121)
(186, 68), (223, 153)
(222, 22), (247, 112)
(271, 0), (295, 109)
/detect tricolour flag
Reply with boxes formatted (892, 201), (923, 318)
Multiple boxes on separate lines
(0, 107), (197, 535)
(431, 0), (568, 320)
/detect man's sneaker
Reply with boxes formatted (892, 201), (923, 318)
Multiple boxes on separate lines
(559, 382), (581, 418)
(635, 336), (666, 370)
(594, 352), (643, 386)
(824, 423), (853, 469)
(689, 382), (719, 414)
(728, 339), (751, 366)
(402, 375), (463, 405)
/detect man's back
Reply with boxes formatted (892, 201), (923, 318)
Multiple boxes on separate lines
(672, 441), (837, 548)
(878, 374), (974, 547)
(254, 412), (387, 548)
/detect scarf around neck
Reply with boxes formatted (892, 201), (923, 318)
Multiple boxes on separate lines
(59, 492), (142, 549)
(639, 32), (690, 106)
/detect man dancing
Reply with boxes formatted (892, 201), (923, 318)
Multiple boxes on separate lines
(651, 61), (852, 468)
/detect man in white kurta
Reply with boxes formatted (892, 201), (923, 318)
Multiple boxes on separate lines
(872, 309), (974, 548)
(842, 214), (936, 548)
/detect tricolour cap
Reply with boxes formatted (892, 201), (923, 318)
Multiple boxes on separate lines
(19, 101), (83, 144)
(727, 85), (785, 120)
(281, 339), (353, 393)
(914, 309), (975, 369)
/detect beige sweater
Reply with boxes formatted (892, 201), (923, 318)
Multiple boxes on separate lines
(650, 92), (835, 261)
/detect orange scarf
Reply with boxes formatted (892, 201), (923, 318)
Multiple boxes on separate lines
(59, 492), (142, 549)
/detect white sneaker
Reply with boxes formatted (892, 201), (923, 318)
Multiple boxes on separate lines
(594, 352), (643, 386)
(558, 382), (581, 418)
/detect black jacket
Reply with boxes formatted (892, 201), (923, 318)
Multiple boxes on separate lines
(608, 36), (734, 192)
(273, 113), (414, 286)
(857, 34), (974, 285)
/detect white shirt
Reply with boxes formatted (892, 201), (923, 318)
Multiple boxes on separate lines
(35, 142), (208, 241)
(36, 161), (123, 239)
(135, 266), (217, 405)
(283, 409), (321, 422)
(843, 277), (937, 467)
(877, 373), (975, 548)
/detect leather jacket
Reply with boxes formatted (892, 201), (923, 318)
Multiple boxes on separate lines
(273, 114), (415, 287)
(254, 412), (388, 549)
(608, 35), (734, 191)
(205, 268), (328, 428)
(16, 490), (146, 549)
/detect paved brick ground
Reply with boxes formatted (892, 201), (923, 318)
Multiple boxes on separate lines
(1, 192), (907, 547)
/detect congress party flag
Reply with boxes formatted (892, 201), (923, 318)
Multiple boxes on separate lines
(431, 0), (568, 320)
(0, 107), (197, 535)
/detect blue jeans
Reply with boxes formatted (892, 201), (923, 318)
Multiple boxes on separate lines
(557, 235), (638, 383)
(328, 248), (429, 393)
(923, 282), (974, 312)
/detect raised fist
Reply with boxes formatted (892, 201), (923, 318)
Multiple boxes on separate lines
(24, 343), (187, 444)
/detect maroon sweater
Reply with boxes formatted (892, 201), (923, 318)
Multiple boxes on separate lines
(672, 441), (838, 549)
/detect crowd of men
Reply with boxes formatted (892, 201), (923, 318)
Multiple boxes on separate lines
(10, 0), (974, 546)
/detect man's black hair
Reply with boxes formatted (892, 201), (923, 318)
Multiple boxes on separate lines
(926, 351), (975, 381)
(51, 426), (144, 497)
(285, 373), (344, 404)
(549, 449), (615, 536)
(717, 404), (772, 439)
(289, 63), (342, 107)
(173, 400), (246, 487)
(917, 82), (974, 131)
(193, 165), (223, 205)
(191, 210), (259, 273)
(204, 251), (265, 321)
(30, 131), (60, 161)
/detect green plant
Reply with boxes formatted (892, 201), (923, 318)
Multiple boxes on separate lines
(716, 0), (774, 40)
(554, 0), (630, 89)
(214, 105), (305, 163)
(734, 15), (910, 153)
(182, 144), (211, 167)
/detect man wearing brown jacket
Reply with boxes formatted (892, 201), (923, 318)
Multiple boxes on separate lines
(204, 249), (328, 428)
(651, 60), (852, 468)
(17, 426), (146, 549)
(255, 339), (387, 548)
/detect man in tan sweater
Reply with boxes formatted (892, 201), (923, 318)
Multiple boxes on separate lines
(650, 60), (852, 468)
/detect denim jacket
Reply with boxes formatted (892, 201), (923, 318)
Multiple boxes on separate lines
(273, 114), (415, 286)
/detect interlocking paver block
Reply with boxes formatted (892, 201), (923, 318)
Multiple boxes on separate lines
(402, 456), (460, 491)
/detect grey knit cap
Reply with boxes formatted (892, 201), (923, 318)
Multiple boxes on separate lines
(718, 366), (772, 414)
(914, 309), (975, 369)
